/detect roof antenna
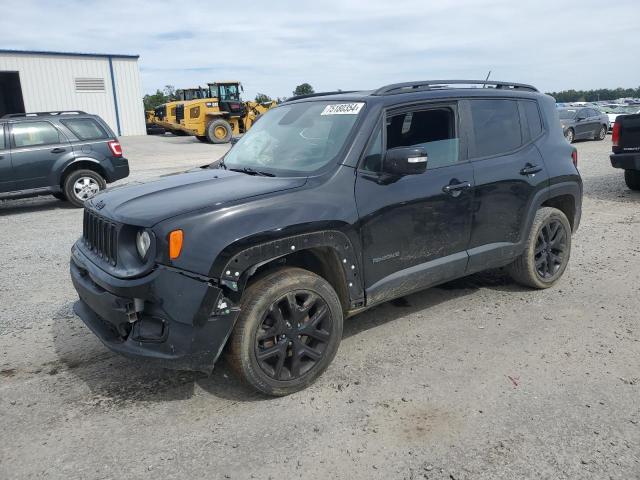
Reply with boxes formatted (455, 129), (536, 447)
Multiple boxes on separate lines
(483, 70), (491, 87)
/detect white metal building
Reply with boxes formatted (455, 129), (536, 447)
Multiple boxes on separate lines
(0, 49), (145, 136)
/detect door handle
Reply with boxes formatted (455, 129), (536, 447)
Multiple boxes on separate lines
(442, 180), (472, 197)
(51, 147), (66, 154)
(520, 163), (542, 175)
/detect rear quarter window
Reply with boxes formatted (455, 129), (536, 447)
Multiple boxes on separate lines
(520, 100), (543, 139)
(61, 118), (109, 141)
(469, 99), (522, 158)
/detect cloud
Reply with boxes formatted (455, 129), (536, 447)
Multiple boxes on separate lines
(1, 0), (639, 99)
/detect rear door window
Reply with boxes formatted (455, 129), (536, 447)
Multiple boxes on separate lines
(61, 118), (108, 141)
(469, 99), (522, 158)
(11, 121), (62, 148)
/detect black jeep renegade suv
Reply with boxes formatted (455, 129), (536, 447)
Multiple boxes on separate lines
(70, 80), (582, 396)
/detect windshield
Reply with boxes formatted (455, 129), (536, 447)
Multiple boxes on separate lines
(222, 101), (365, 176)
(218, 84), (240, 101)
(558, 109), (577, 119)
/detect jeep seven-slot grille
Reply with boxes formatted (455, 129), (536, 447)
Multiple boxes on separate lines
(83, 209), (118, 265)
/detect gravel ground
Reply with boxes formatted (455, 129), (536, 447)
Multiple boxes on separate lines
(1, 134), (638, 479)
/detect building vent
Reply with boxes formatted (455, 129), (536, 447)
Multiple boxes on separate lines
(75, 77), (105, 92)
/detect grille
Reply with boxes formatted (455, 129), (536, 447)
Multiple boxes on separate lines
(83, 209), (118, 265)
(175, 104), (184, 122)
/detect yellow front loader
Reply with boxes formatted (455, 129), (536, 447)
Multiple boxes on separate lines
(175, 81), (276, 143)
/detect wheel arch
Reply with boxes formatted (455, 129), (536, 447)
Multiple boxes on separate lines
(214, 230), (364, 313)
(58, 158), (107, 187)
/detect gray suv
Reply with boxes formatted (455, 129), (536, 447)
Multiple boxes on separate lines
(0, 111), (129, 207)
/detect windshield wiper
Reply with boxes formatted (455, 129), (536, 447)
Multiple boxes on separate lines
(229, 167), (275, 177)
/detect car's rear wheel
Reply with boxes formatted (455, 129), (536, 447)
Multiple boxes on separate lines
(63, 169), (106, 208)
(596, 125), (607, 140)
(228, 267), (343, 396)
(624, 169), (640, 191)
(507, 207), (572, 289)
(564, 128), (575, 143)
(206, 119), (233, 144)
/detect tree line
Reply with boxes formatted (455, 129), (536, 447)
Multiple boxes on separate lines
(547, 87), (640, 103)
(143, 83), (317, 111)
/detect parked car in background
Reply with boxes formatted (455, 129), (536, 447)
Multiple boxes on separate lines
(599, 105), (640, 131)
(0, 111), (128, 207)
(610, 113), (640, 190)
(70, 80), (582, 396)
(557, 107), (609, 143)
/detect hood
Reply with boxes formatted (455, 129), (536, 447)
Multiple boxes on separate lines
(88, 168), (307, 227)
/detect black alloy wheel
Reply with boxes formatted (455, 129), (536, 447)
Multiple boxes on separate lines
(255, 290), (332, 381)
(534, 218), (568, 280)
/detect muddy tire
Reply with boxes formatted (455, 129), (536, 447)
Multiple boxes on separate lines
(624, 169), (640, 191)
(63, 169), (106, 208)
(507, 207), (572, 289)
(228, 267), (343, 396)
(206, 119), (233, 144)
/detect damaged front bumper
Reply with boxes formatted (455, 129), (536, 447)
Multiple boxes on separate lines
(70, 243), (239, 372)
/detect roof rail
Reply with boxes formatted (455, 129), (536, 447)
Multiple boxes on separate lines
(2, 110), (87, 119)
(284, 91), (358, 103)
(372, 80), (538, 96)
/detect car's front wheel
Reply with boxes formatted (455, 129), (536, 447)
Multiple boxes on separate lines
(228, 267), (343, 396)
(564, 128), (575, 143)
(596, 125), (607, 140)
(507, 207), (572, 289)
(63, 169), (106, 208)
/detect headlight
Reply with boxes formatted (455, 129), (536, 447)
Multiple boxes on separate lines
(136, 230), (152, 260)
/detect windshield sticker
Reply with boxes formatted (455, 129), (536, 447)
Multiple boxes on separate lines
(321, 103), (365, 115)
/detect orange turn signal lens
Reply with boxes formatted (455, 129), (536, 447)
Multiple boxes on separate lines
(169, 229), (184, 259)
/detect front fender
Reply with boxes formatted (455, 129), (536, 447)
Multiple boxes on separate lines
(214, 229), (364, 307)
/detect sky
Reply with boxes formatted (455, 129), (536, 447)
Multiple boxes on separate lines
(1, 0), (639, 100)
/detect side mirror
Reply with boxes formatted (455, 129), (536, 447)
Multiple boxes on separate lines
(383, 146), (427, 175)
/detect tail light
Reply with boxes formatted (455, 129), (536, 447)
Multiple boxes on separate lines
(571, 150), (578, 168)
(612, 121), (620, 147)
(108, 140), (123, 157)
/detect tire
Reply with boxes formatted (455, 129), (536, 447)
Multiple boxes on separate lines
(195, 135), (208, 143)
(228, 267), (343, 396)
(507, 207), (572, 289)
(206, 119), (233, 144)
(624, 170), (640, 191)
(52, 192), (66, 201)
(596, 125), (607, 141)
(63, 169), (106, 208)
(564, 128), (575, 143)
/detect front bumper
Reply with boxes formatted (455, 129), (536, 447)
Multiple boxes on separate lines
(70, 244), (239, 372)
(610, 152), (640, 171)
